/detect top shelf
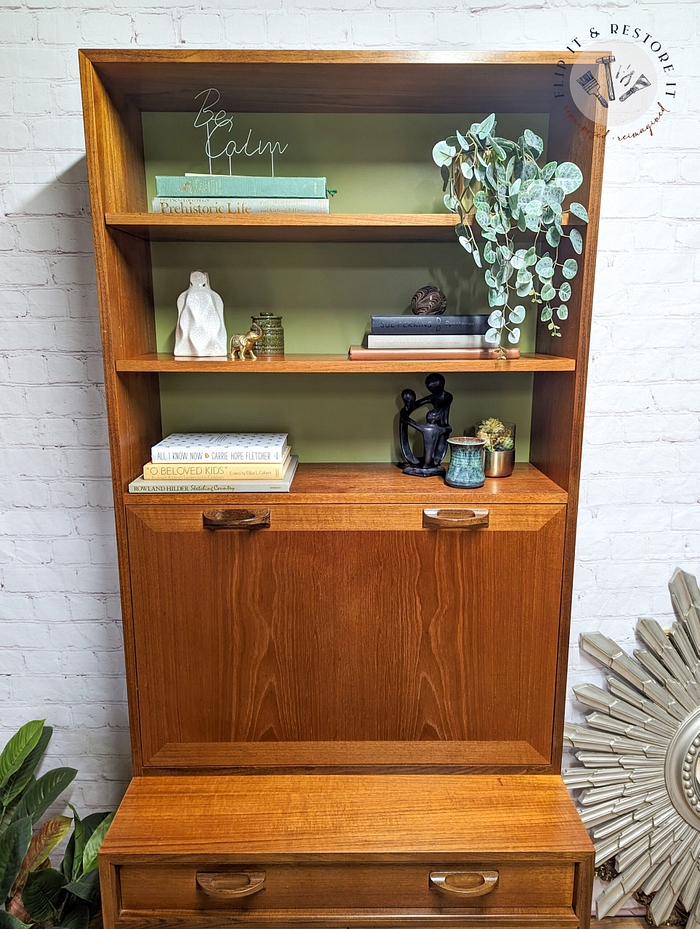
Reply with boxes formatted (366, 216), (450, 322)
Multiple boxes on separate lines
(83, 49), (606, 113)
(106, 211), (584, 244)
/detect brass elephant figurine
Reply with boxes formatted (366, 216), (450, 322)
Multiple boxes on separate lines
(228, 322), (263, 361)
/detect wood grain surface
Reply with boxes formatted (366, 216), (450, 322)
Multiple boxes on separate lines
(115, 352), (576, 373)
(100, 775), (593, 859)
(83, 49), (605, 116)
(123, 462), (568, 507)
(127, 504), (565, 770)
(119, 860), (574, 911)
(106, 211), (583, 243)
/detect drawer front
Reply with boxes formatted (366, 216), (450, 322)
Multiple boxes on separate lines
(127, 503), (566, 770)
(119, 860), (575, 911)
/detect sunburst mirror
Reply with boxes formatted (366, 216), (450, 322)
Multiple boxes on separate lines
(565, 568), (700, 926)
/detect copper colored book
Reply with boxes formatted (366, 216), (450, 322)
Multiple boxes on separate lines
(348, 346), (521, 360)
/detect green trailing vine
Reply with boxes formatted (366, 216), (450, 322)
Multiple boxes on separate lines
(432, 113), (589, 349)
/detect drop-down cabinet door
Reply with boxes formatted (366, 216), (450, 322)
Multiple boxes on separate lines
(126, 503), (566, 773)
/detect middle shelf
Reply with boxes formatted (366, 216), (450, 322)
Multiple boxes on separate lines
(116, 352), (576, 374)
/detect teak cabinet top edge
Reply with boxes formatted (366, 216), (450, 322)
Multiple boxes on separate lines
(80, 49), (604, 66)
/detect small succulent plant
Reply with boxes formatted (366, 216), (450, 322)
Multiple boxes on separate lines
(476, 417), (515, 452)
(433, 114), (589, 350)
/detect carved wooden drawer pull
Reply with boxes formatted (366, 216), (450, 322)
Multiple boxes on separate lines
(429, 870), (499, 896)
(422, 508), (490, 529)
(203, 508), (271, 530)
(196, 871), (266, 897)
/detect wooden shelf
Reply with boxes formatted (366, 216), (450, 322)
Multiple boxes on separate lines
(116, 352), (576, 374)
(106, 211), (583, 243)
(124, 461), (567, 506)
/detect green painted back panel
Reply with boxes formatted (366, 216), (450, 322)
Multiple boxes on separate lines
(144, 112), (550, 463)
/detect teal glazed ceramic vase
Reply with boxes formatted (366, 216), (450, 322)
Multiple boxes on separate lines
(445, 437), (486, 489)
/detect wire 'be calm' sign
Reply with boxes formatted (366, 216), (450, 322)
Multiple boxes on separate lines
(193, 87), (289, 177)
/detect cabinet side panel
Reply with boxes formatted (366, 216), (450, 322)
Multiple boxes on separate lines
(80, 52), (162, 773)
(532, 75), (607, 770)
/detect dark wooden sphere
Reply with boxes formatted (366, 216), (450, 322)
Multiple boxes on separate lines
(411, 285), (447, 316)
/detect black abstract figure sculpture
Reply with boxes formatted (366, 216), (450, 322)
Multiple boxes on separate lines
(399, 374), (453, 477)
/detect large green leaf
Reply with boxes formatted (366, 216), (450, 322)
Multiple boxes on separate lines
(562, 258), (579, 280)
(10, 815), (72, 898)
(568, 201), (589, 223)
(0, 722), (44, 795)
(554, 162), (583, 194)
(21, 867), (67, 922)
(82, 812), (115, 874)
(0, 816), (32, 902)
(1, 727), (52, 810)
(59, 903), (89, 929)
(432, 140), (456, 167)
(523, 129), (543, 157)
(570, 228), (583, 254)
(63, 868), (100, 905)
(12, 767), (77, 825)
(0, 912), (31, 929)
(476, 113), (496, 139)
(66, 809), (109, 882)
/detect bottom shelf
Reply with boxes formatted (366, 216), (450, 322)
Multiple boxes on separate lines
(123, 462), (567, 506)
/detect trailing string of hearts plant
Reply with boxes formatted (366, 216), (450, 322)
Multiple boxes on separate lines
(433, 114), (589, 351)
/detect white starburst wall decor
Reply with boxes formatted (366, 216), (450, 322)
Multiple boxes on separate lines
(564, 568), (700, 926)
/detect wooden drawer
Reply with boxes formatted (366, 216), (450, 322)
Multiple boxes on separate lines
(100, 775), (593, 929)
(119, 860), (575, 912)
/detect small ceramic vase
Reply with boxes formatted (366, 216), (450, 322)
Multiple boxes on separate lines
(251, 313), (284, 355)
(445, 437), (486, 489)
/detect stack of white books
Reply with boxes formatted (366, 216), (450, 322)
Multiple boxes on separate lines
(129, 433), (298, 493)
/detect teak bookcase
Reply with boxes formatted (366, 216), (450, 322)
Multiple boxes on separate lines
(80, 50), (605, 929)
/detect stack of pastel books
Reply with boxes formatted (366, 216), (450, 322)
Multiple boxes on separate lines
(152, 175), (330, 215)
(128, 433), (298, 494)
(349, 313), (520, 361)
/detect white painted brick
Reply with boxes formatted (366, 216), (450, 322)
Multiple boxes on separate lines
(0, 255), (49, 284)
(53, 82), (84, 116)
(351, 12), (394, 45)
(222, 11), (267, 46)
(265, 12), (309, 46)
(12, 83), (53, 116)
(11, 152), (56, 184)
(32, 117), (86, 152)
(49, 481), (89, 508)
(0, 119), (31, 151)
(178, 12), (224, 45)
(132, 13), (178, 46)
(36, 418), (79, 446)
(394, 11), (435, 44)
(49, 256), (97, 286)
(79, 12), (133, 45)
(0, 48), (66, 81)
(0, 13), (37, 44)
(308, 12), (351, 47)
(35, 11), (82, 44)
(15, 219), (59, 251)
(3, 182), (86, 216)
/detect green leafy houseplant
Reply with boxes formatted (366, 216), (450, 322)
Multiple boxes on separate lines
(0, 720), (114, 929)
(433, 113), (589, 349)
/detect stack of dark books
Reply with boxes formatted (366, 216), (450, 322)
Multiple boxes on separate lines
(349, 314), (519, 360)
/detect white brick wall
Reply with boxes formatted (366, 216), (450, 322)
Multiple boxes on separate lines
(1, 0), (698, 811)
